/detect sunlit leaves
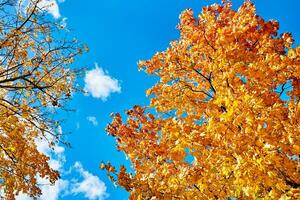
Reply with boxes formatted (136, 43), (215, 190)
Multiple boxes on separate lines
(0, 0), (83, 199)
(103, 0), (300, 199)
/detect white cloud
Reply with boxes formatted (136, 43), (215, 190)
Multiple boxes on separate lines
(87, 116), (98, 126)
(17, 0), (64, 19)
(71, 162), (109, 200)
(16, 128), (108, 200)
(36, 126), (63, 151)
(39, 179), (69, 200)
(38, 0), (61, 19)
(84, 63), (121, 101)
(16, 194), (31, 200)
(17, 178), (69, 200)
(16, 127), (67, 200)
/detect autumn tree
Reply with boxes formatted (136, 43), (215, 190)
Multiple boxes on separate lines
(102, 0), (300, 199)
(0, 0), (85, 199)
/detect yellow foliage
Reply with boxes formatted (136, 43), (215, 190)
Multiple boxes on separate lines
(0, 0), (83, 199)
(103, 1), (300, 199)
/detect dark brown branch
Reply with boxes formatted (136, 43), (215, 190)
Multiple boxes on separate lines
(194, 184), (201, 191)
(193, 69), (216, 95)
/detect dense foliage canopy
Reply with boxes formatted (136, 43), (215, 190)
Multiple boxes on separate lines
(0, 0), (84, 198)
(103, 1), (300, 199)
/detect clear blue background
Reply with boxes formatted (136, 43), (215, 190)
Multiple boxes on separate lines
(57, 0), (300, 199)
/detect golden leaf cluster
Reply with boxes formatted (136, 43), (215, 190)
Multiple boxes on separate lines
(103, 1), (300, 199)
(0, 0), (85, 199)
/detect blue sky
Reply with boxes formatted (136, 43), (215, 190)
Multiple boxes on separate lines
(17, 0), (300, 199)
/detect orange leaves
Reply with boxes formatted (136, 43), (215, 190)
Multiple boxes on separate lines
(0, 115), (60, 198)
(169, 144), (186, 161)
(104, 0), (300, 199)
(0, 0), (83, 199)
(178, 8), (196, 34)
(100, 162), (116, 173)
(282, 32), (294, 47)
